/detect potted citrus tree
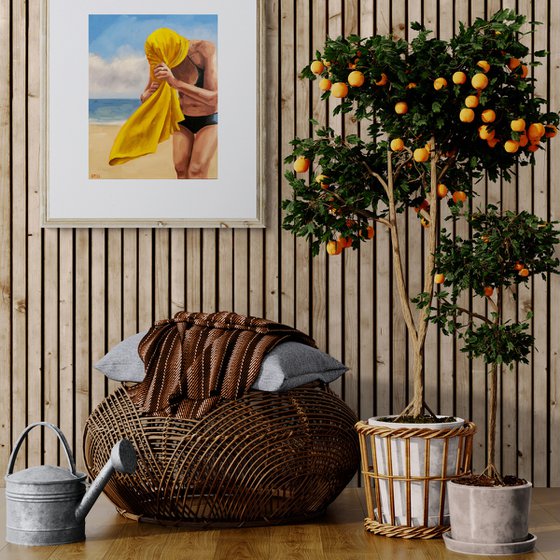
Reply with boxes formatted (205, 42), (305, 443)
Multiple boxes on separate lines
(283, 9), (558, 537)
(428, 207), (559, 554)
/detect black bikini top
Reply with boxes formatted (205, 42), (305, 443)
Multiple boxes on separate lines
(187, 55), (204, 88)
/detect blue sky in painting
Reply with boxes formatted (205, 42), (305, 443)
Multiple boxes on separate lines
(89, 14), (217, 99)
(89, 14), (217, 58)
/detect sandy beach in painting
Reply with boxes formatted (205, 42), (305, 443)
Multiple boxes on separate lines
(88, 124), (217, 180)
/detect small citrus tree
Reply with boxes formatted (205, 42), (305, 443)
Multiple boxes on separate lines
(426, 208), (559, 480)
(282, 10), (558, 419)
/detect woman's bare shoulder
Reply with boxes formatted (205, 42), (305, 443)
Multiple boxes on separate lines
(190, 39), (216, 57)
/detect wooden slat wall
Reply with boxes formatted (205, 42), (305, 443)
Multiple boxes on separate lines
(0, 0), (558, 486)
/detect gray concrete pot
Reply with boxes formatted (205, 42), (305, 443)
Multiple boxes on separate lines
(367, 415), (464, 527)
(444, 479), (536, 555)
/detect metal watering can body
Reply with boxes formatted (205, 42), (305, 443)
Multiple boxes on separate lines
(5, 422), (136, 546)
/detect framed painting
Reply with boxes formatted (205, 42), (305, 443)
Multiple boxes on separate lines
(41, 0), (264, 227)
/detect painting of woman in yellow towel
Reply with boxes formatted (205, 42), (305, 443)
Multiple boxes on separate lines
(89, 15), (218, 180)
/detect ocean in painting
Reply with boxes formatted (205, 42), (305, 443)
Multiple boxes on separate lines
(89, 98), (139, 124)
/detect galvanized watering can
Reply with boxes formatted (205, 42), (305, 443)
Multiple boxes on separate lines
(5, 422), (136, 546)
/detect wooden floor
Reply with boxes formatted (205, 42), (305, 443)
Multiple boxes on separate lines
(0, 488), (559, 560)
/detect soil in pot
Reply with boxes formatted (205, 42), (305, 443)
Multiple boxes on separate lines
(453, 474), (527, 487)
(376, 414), (457, 423)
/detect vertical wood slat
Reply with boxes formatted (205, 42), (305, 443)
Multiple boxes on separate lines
(375, 0), (392, 415)
(26, 0), (42, 469)
(500, 0), (519, 482)
(516, 0), (535, 484)
(280, 0), (296, 329)
(0, 0), (11, 476)
(358, 0), (375, 421)
(90, 230), (106, 412)
(11, 0), (28, 472)
(531, 0), (549, 488)
(326, 0), (343, 397)
(549, 0), (560, 488)
(1, 0), (559, 487)
(295, 0), (311, 337)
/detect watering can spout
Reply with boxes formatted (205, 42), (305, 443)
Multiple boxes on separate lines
(75, 439), (136, 523)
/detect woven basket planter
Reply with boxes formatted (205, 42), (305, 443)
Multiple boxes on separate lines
(83, 385), (359, 527)
(355, 419), (476, 539)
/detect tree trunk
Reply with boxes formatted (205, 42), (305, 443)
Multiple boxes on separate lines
(410, 346), (425, 417)
(487, 363), (498, 472)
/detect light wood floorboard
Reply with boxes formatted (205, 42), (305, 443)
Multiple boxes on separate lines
(0, 488), (558, 559)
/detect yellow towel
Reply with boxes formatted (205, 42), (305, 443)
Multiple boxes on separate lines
(108, 28), (189, 166)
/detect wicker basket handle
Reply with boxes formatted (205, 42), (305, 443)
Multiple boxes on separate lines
(6, 422), (77, 476)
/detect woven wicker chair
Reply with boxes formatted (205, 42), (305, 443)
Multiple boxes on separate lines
(83, 385), (359, 527)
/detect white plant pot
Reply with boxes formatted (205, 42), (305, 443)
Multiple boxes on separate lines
(444, 479), (536, 555)
(367, 415), (465, 527)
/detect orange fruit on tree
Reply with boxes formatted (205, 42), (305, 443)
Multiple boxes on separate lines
(315, 174), (329, 188)
(487, 137), (500, 148)
(338, 237), (352, 250)
(477, 60), (491, 73)
(453, 190), (467, 203)
(504, 140), (519, 153)
(319, 78), (332, 91)
(481, 109), (496, 123)
(331, 82), (349, 98)
(528, 123), (545, 141)
(406, 82), (417, 89)
(527, 144), (539, 152)
(471, 73), (489, 90)
(518, 134), (529, 147)
(326, 240), (342, 255)
(520, 65), (529, 78)
(310, 60), (325, 74)
(293, 156), (310, 173)
(413, 147), (430, 162)
(452, 71), (467, 84)
(508, 57), (521, 70)
(395, 101), (408, 114)
(434, 77), (448, 90)
(416, 199), (430, 213)
(366, 226), (375, 239)
(434, 273), (445, 284)
(514, 262), (524, 271)
(511, 118), (526, 132)
(348, 70), (365, 87)
(482, 235), (490, 243)
(322, 59), (331, 68)
(519, 268), (530, 277)
(390, 138), (405, 151)
(484, 286), (494, 297)
(460, 108), (475, 123)
(437, 183), (448, 198)
(465, 95), (479, 108)
(375, 73), (388, 86)
(478, 125), (495, 140)
(420, 217), (430, 228)
(545, 125), (557, 138)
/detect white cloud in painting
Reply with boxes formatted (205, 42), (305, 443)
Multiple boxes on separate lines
(89, 52), (149, 99)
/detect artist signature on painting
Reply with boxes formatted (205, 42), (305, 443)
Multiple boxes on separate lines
(90, 173), (101, 179)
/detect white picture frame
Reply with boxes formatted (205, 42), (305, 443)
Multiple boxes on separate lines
(41, 0), (265, 227)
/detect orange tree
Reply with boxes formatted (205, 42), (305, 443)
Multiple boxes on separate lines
(282, 10), (558, 419)
(426, 208), (559, 480)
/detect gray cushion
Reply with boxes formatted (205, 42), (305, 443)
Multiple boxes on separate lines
(94, 331), (147, 382)
(94, 333), (347, 391)
(251, 341), (347, 391)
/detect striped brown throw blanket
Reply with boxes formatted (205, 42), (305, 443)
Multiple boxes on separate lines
(127, 311), (316, 419)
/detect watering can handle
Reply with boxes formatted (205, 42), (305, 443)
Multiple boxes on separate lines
(6, 422), (77, 476)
